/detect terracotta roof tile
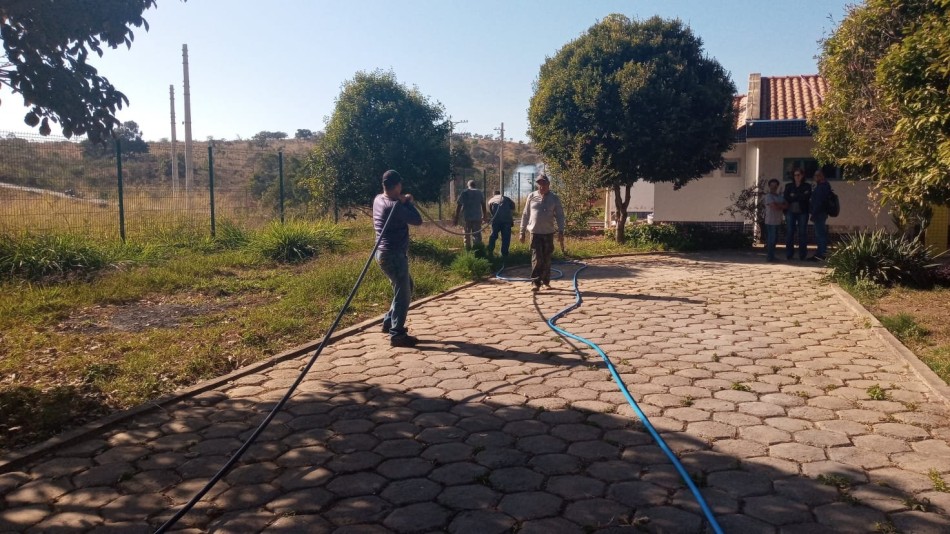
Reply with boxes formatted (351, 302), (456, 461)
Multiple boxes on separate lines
(761, 75), (826, 120)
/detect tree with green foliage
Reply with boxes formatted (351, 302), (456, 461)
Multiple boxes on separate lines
(305, 70), (450, 209)
(450, 135), (474, 178)
(529, 14), (736, 242)
(81, 120), (149, 158)
(294, 129), (315, 140)
(249, 152), (311, 209)
(548, 140), (611, 234)
(0, 0), (161, 142)
(250, 130), (288, 148)
(812, 0), (950, 214)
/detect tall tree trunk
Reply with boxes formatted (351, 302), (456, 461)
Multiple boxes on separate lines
(612, 183), (633, 243)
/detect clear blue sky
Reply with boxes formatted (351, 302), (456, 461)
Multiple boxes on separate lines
(0, 0), (852, 142)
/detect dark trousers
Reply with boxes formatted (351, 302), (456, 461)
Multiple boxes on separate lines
(530, 233), (555, 287)
(812, 213), (829, 258)
(488, 221), (512, 256)
(785, 212), (809, 259)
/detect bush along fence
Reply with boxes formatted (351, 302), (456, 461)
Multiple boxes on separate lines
(0, 132), (320, 240)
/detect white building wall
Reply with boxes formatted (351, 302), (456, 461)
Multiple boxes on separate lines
(652, 144), (749, 223)
(748, 138), (896, 232)
(606, 136), (896, 233)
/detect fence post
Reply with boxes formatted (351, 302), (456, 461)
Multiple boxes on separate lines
(278, 150), (285, 224)
(517, 172), (521, 207)
(208, 144), (216, 237)
(115, 140), (126, 242)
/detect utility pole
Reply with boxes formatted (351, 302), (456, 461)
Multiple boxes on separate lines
(495, 122), (505, 195)
(169, 85), (179, 196)
(448, 118), (468, 205)
(182, 44), (194, 197)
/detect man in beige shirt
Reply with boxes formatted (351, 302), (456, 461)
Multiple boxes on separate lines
(519, 174), (565, 292)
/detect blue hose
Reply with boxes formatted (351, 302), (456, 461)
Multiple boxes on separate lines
(497, 259), (724, 534)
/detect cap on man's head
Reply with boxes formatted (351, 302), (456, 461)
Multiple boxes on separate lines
(382, 169), (402, 188)
(536, 174), (550, 184)
(467, 180), (477, 188)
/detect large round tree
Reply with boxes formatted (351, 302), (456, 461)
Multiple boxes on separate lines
(529, 15), (736, 242)
(306, 70), (450, 209)
(812, 0), (950, 212)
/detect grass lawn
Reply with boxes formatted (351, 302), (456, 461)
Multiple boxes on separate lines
(0, 220), (650, 453)
(864, 285), (950, 384)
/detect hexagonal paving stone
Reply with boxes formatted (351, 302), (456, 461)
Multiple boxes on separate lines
(447, 510), (516, 534)
(563, 497), (631, 527)
(814, 502), (886, 531)
(497, 491), (563, 521)
(743, 494), (811, 525)
(489, 467), (543, 492)
(380, 478), (442, 506)
(383, 502), (451, 532)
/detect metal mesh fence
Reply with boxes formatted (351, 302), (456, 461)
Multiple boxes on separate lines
(0, 132), (321, 239)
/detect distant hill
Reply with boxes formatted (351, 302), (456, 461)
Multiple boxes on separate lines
(453, 133), (540, 182)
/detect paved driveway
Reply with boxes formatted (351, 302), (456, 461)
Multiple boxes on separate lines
(2, 253), (949, 533)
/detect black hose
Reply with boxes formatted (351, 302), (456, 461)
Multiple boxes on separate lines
(153, 201), (399, 533)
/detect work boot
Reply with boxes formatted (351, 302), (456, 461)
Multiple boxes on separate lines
(382, 317), (392, 333)
(391, 334), (418, 347)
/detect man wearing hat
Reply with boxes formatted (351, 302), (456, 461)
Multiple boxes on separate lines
(373, 170), (423, 347)
(454, 179), (489, 250)
(519, 174), (565, 291)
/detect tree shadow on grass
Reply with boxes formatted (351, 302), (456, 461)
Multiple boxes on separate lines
(0, 385), (111, 453)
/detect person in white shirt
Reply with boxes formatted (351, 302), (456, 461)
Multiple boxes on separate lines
(763, 178), (787, 262)
(519, 174), (565, 292)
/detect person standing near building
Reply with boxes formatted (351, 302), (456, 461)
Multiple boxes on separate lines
(455, 180), (488, 250)
(783, 169), (812, 260)
(487, 189), (516, 258)
(373, 170), (423, 347)
(809, 169), (831, 261)
(763, 179), (787, 262)
(519, 174), (565, 292)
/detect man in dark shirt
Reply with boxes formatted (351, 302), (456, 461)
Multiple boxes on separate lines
(373, 170), (423, 347)
(809, 169), (831, 261)
(455, 180), (488, 250)
(487, 190), (516, 258)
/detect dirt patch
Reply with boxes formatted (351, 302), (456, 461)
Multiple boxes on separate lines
(58, 297), (229, 334)
(868, 286), (950, 383)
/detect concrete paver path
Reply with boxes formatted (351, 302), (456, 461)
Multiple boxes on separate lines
(2, 253), (950, 533)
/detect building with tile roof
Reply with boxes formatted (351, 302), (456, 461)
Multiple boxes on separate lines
(609, 73), (909, 246)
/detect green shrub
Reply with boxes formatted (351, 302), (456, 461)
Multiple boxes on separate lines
(251, 220), (345, 263)
(827, 230), (936, 287)
(0, 232), (112, 280)
(625, 223), (752, 251)
(214, 219), (251, 250)
(450, 251), (492, 280)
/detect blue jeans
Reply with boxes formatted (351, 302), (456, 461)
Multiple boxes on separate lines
(765, 224), (779, 260)
(812, 213), (828, 258)
(487, 221), (512, 256)
(376, 250), (413, 337)
(785, 212), (809, 259)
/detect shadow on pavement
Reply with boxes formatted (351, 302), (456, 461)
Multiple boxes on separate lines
(1, 375), (947, 533)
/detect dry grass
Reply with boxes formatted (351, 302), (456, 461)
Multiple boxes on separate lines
(867, 285), (950, 384)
